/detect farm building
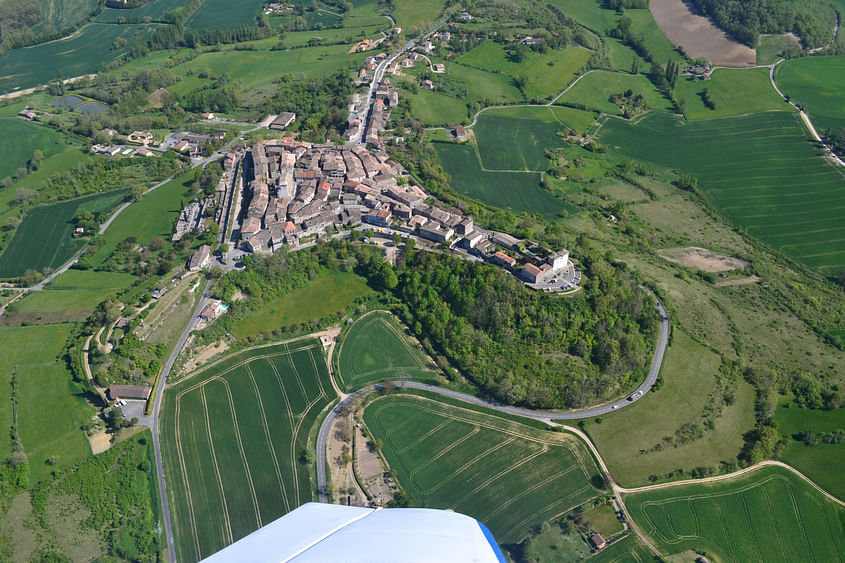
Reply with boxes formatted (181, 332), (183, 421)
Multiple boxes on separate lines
(491, 232), (522, 250)
(590, 533), (606, 549)
(107, 385), (152, 401)
(269, 112), (297, 131)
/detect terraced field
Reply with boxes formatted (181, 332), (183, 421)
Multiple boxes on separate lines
(624, 465), (845, 562)
(161, 339), (334, 562)
(363, 394), (606, 544)
(336, 312), (438, 390)
(598, 111), (845, 274)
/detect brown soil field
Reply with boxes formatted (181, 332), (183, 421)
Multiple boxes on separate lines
(650, 0), (756, 66)
(658, 247), (749, 272)
(88, 430), (112, 455)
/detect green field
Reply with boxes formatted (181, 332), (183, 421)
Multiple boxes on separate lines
(0, 118), (66, 181)
(473, 112), (567, 171)
(675, 67), (786, 120)
(479, 105), (598, 135)
(7, 270), (136, 323)
(587, 533), (656, 563)
(558, 70), (672, 115)
(624, 8), (685, 64)
(185, 0), (265, 30)
(0, 323), (94, 480)
(92, 168), (198, 265)
(231, 271), (373, 339)
(598, 111), (845, 274)
(434, 142), (573, 220)
(774, 405), (845, 500)
(96, 0), (190, 23)
(363, 394), (606, 544)
(0, 189), (129, 278)
(392, 0), (445, 31)
(0, 23), (161, 95)
(569, 331), (756, 487)
(457, 41), (592, 100)
(161, 339), (334, 562)
(336, 311), (438, 390)
(776, 55), (845, 132)
(625, 465), (845, 562)
(32, 0), (99, 34)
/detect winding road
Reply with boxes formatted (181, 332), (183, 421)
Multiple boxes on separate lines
(317, 298), (669, 502)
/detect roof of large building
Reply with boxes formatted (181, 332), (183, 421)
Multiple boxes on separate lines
(202, 503), (505, 563)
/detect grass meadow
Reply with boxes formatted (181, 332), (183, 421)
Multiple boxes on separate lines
(480, 105), (598, 135)
(0, 118), (66, 181)
(92, 168), (199, 266)
(0, 189), (129, 278)
(675, 67), (786, 120)
(336, 311), (438, 390)
(5, 270), (135, 324)
(0, 24), (162, 95)
(774, 405), (845, 500)
(568, 330), (756, 487)
(363, 394), (606, 544)
(96, 0), (189, 23)
(625, 465), (845, 562)
(231, 271), (373, 339)
(557, 70), (672, 115)
(392, 0), (445, 31)
(457, 41), (592, 100)
(434, 142), (572, 220)
(776, 55), (845, 132)
(473, 111), (567, 171)
(0, 323), (94, 481)
(161, 339), (334, 562)
(598, 111), (845, 274)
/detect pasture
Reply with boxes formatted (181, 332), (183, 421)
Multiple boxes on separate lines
(231, 271), (373, 339)
(5, 270), (135, 324)
(473, 111), (567, 171)
(363, 394), (606, 544)
(568, 331), (756, 487)
(435, 143), (573, 220)
(0, 24), (161, 95)
(92, 168), (199, 265)
(597, 111), (845, 274)
(675, 67), (785, 120)
(0, 323), (94, 481)
(776, 55), (845, 132)
(336, 311), (438, 390)
(774, 405), (845, 500)
(0, 118), (65, 182)
(392, 0), (445, 31)
(161, 339), (334, 562)
(557, 70), (671, 115)
(0, 188), (129, 278)
(624, 465), (845, 561)
(185, 0), (265, 31)
(457, 41), (592, 100)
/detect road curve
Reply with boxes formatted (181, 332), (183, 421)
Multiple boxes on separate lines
(317, 298), (669, 501)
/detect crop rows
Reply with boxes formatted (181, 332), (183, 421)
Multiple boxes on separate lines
(599, 111), (845, 274)
(363, 394), (605, 544)
(161, 341), (332, 562)
(625, 466), (845, 562)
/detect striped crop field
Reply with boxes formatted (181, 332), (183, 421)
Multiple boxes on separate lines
(161, 339), (334, 562)
(336, 311), (439, 391)
(598, 111), (845, 275)
(624, 465), (845, 562)
(363, 394), (606, 544)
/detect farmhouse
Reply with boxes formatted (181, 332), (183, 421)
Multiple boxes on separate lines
(199, 301), (228, 322)
(454, 126), (466, 141)
(107, 385), (152, 401)
(491, 251), (516, 268)
(187, 245), (212, 271)
(590, 533), (606, 550)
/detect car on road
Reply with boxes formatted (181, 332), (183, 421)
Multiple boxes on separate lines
(627, 390), (644, 401)
(611, 404), (619, 410)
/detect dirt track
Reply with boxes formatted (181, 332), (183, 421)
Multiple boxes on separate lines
(650, 0), (756, 66)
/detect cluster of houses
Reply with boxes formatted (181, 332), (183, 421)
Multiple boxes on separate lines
(170, 131), (225, 157)
(91, 144), (155, 157)
(236, 141), (578, 290)
(686, 63), (712, 80)
(345, 79), (400, 145)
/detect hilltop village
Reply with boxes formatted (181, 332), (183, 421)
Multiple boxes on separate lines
(239, 140), (579, 291)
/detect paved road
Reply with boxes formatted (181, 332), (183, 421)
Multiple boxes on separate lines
(317, 298), (669, 501)
(151, 277), (213, 563)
